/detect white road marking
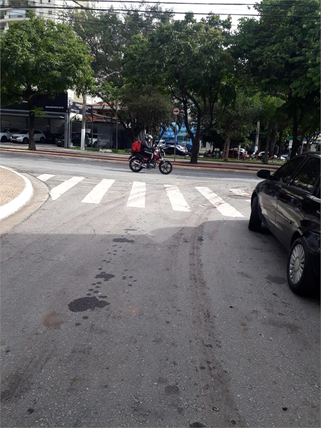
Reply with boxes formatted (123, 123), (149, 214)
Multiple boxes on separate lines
(41, 174), (248, 214)
(81, 179), (115, 204)
(127, 181), (146, 208)
(230, 188), (250, 196)
(50, 176), (84, 200)
(164, 184), (191, 212)
(196, 186), (243, 217)
(37, 174), (54, 182)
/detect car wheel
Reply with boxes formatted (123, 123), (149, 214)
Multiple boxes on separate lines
(23, 137), (29, 144)
(287, 237), (314, 295)
(1, 136), (7, 142)
(248, 196), (261, 231)
(40, 137), (45, 143)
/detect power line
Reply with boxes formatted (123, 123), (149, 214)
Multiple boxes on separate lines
(4, 5), (318, 17)
(69, 1), (313, 4)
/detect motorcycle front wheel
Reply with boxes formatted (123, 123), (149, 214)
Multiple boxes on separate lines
(129, 157), (143, 172)
(159, 160), (172, 175)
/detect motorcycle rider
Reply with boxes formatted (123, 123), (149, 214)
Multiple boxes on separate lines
(140, 134), (154, 168)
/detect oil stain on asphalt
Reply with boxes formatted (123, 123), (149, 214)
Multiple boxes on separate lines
(68, 297), (109, 312)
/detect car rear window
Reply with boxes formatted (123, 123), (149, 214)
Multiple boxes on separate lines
(291, 157), (320, 193)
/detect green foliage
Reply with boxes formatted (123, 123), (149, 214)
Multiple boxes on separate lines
(1, 13), (94, 149)
(233, 0), (320, 157)
(120, 84), (173, 137)
(65, 6), (173, 143)
(123, 13), (233, 163)
(1, 13), (94, 104)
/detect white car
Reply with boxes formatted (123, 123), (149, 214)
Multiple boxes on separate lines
(11, 129), (46, 144)
(0, 127), (20, 142)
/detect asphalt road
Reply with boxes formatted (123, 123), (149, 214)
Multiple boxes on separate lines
(1, 155), (320, 428)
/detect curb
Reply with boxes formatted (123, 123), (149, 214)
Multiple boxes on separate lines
(0, 166), (34, 221)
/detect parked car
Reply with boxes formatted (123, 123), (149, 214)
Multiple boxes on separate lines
(55, 134), (66, 147)
(0, 127), (20, 142)
(228, 148), (249, 159)
(44, 131), (60, 144)
(11, 129), (46, 144)
(248, 152), (320, 295)
(56, 132), (99, 147)
(158, 142), (188, 156)
(257, 151), (286, 161)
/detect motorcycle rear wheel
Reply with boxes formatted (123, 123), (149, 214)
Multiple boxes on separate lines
(159, 160), (172, 175)
(129, 157), (143, 172)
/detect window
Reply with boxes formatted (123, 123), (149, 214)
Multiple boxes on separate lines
(273, 156), (303, 184)
(291, 157), (320, 193)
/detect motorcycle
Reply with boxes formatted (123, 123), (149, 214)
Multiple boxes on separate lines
(129, 144), (173, 175)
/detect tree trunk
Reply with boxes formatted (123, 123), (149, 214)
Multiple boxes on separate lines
(291, 108), (300, 158)
(262, 122), (271, 164)
(222, 129), (231, 162)
(28, 109), (36, 151)
(269, 125), (277, 156)
(276, 129), (283, 157)
(183, 95), (201, 164)
(190, 134), (199, 164)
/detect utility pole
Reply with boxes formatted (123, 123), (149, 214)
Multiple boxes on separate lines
(254, 120), (260, 153)
(172, 107), (180, 161)
(80, 94), (86, 151)
(115, 101), (119, 151)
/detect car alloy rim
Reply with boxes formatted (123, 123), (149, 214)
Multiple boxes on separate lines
(289, 243), (305, 284)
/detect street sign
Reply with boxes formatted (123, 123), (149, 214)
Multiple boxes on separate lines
(172, 107), (180, 116)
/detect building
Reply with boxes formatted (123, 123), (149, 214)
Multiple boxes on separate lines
(0, 0), (83, 31)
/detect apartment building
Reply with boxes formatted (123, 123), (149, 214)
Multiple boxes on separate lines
(0, 0), (82, 31)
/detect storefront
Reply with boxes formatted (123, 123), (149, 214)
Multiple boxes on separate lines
(0, 93), (68, 140)
(1, 94), (131, 149)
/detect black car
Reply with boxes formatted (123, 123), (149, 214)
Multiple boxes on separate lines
(159, 142), (188, 156)
(249, 152), (320, 295)
(56, 133), (99, 147)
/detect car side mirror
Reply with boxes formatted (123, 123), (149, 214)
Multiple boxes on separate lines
(257, 169), (271, 179)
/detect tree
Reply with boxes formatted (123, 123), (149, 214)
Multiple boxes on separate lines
(1, 13), (94, 150)
(233, 0), (320, 158)
(65, 6), (174, 144)
(120, 84), (173, 140)
(215, 90), (263, 161)
(123, 13), (233, 163)
(257, 95), (285, 163)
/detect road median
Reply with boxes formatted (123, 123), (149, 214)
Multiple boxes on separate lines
(0, 145), (280, 173)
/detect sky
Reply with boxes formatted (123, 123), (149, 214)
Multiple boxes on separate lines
(167, 0), (259, 29)
(95, 1), (259, 30)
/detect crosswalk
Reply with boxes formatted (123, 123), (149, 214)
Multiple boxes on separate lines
(37, 174), (251, 217)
